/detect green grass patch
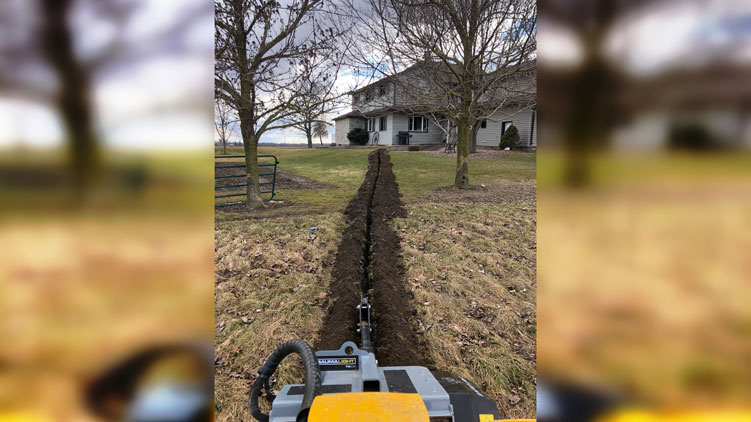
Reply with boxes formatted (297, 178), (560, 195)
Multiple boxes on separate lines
(215, 146), (536, 217)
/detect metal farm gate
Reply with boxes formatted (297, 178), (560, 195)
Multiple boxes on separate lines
(215, 154), (278, 207)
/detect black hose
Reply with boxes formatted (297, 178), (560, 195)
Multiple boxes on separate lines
(248, 340), (321, 422)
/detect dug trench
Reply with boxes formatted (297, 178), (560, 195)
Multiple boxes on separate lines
(316, 149), (432, 367)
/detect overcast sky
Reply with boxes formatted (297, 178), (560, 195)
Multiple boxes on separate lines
(1, 0), (747, 149)
(0, 0), (213, 150)
(538, 0), (750, 74)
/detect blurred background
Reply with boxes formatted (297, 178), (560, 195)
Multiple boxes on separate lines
(0, 0), (215, 420)
(536, 0), (750, 419)
(2, 0), (749, 420)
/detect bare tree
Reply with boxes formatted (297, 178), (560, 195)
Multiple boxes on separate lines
(215, 98), (236, 154)
(215, 0), (338, 208)
(337, 0), (536, 188)
(0, 0), (210, 195)
(538, 0), (646, 187)
(313, 120), (329, 145)
(286, 52), (342, 148)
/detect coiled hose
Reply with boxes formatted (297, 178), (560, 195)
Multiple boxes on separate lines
(248, 340), (322, 422)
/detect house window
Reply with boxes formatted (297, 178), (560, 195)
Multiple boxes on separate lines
(480, 120), (487, 129)
(353, 94), (360, 103)
(378, 85), (386, 96)
(365, 90), (373, 101)
(367, 118), (375, 132)
(379, 116), (387, 131)
(408, 115), (428, 132)
(501, 121), (513, 134)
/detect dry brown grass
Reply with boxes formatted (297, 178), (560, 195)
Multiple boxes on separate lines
(398, 200), (537, 418)
(538, 183), (751, 408)
(214, 150), (537, 421)
(214, 197), (538, 421)
(0, 216), (214, 421)
(214, 213), (343, 421)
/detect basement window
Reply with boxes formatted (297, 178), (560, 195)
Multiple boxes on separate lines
(408, 115), (428, 132)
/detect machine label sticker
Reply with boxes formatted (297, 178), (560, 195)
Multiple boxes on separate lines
(317, 356), (359, 371)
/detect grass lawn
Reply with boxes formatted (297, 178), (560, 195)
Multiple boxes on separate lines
(215, 146), (535, 216)
(214, 146), (537, 420)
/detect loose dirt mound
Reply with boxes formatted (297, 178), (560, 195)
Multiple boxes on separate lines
(215, 167), (330, 191)
(317, 149), (431, 367)
(215, 201), (293, 213)
(274, 170), (330, 190)
(215, 168), (329, 212)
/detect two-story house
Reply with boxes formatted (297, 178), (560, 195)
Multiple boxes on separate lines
(333, 62), (536, 148)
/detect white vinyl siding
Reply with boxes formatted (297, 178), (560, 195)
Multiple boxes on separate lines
(335, 117), (367, 145)
(334, 118), (350, 145)
(354, 82), (394, 113)
(476, 108), (537, 147)
(338, 113), (444, 145)
(370, 115), (391, 144)
(392, 113), (444, 144)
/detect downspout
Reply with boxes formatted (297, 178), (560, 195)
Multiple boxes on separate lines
(393, 82), (397, 144)
(529, 108), (536, 146)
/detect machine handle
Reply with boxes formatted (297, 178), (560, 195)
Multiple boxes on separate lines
(249, 340), (322, 422)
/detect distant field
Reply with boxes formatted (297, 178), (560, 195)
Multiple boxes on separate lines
(214, 146), (537, 420)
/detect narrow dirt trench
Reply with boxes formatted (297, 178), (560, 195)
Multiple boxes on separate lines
(316, 149), (431, 367)
(360, 149), (379, 294)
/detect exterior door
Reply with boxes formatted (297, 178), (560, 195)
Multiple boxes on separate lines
(502, 121), (513, 135)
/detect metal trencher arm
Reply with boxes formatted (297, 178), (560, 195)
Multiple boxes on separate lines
(215, 154), (278, 207)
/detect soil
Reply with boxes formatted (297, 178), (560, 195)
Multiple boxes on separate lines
(424, 183), (537, 204)
(215, 167), (329, 212)
(215, 167), (330, 191)
(274, 170), (331, 190)
(215, 201), (293, 213)
(316, 149), (431, 367)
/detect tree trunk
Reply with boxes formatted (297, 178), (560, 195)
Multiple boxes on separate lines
(40, 0), (100, 196)
(469, 122), (479, 154)
(242, 132), (265, 208)
(222, 139), (227, 155)
(561, 43), (613, 187)
(59, 75), (99, 196)
(307, 131), (313, 149)
(238, 97), (264, 208)
(454, 118), (470, 188)
(563, 143), (592, 188)
(229, 0), (264, 209)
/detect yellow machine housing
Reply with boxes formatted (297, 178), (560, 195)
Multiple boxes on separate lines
(308, 392), (430, 422)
